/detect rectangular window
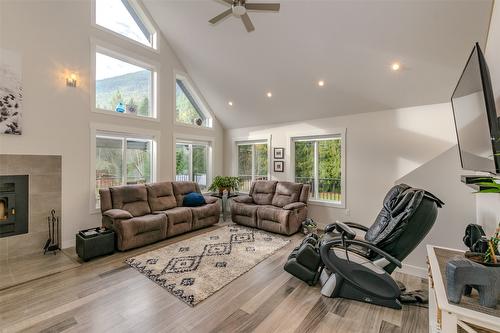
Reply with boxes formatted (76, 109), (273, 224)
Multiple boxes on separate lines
(237, 141), (269, 192)
(175, 141), (210, 191)
(175, 77), (212, 128)
(293, 135), (343, 204)
(95, 51), (155, 118)
(95, 0), (156, 48)
(95, 132), (154, 207)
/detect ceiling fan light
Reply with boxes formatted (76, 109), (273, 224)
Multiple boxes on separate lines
(232, 5), (247, 16)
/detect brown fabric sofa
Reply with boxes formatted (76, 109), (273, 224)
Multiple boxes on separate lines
(99, 181), (219, 251)
(231, 181), (310, 235)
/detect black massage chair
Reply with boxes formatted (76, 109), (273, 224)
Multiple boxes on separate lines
(284, 184), (444, 309)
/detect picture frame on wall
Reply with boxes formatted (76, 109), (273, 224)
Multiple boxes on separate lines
(274, 160), (284, 173)
(273, 147), (284, 159)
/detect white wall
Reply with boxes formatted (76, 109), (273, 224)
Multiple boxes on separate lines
(224, 102), (465, 270)
(397, 146), (476, 271)
(0, 0), (224, 248)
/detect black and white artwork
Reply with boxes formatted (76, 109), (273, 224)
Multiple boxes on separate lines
(273, 147), (284, 159)
(0, 49), (22, 135)
(274, 160), (284, 173)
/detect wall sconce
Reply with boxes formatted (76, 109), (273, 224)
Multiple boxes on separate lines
(66, 73), (77, 87)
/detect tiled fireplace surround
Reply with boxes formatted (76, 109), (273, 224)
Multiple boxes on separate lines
(0, 155), (62, 259)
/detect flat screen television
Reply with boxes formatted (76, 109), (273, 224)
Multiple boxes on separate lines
(451, 43), (500, 174)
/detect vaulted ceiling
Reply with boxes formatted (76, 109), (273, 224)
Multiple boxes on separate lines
(143, 0), (493, 129)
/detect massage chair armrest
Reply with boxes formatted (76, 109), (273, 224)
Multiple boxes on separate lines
(347, 239), (402, 268)
(324, 222), (369, 235)
(283, 202), (306, 210)
(103, 209), (133, 220)
(344, 222), (369, 232)
(233, 195), (254, 204)
(321, 238), (402, 269)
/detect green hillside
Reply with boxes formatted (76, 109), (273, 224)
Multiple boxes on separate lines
(96, 70), (150, 116)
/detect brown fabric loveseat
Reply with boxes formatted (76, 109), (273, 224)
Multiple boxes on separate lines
(231, 181), (310, 235)
(99, 181), (219, 251)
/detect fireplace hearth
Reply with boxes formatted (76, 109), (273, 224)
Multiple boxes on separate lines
(0, 175), (28, 238)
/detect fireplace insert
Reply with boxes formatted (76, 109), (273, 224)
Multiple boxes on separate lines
(0, 175), (28, 237)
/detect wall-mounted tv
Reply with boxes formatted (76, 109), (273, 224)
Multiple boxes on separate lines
(451, 43), (500, 174)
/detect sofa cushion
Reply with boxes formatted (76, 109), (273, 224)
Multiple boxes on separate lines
(190, 202), (220, 229)
(299, 184), (311, 203)
(183, 192), (206, 207)
(160, 207), (192, 225)
(146, 182), (177, 211)
(172, 181), (201, 206)
(99, 188), (112, 213)
(204, 196), (218, 204)
(283, 202), (306, 210)
(103, 209), (133, 219)
(114, 214), (167, 250)
(231, 201), (259, 228)
(257, 205), (291, 224)
(110, 184), (151, 217)
(250, 181), (277, 205)
(233, 195), (254, 204)
(272, 182), (303, 207)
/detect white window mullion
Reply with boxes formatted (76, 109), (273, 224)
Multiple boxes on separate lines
(122, 138), (127, 185)
(251, 144), (256, 182)
(313, 141), (319, 199)
(188, 144), (193, 182)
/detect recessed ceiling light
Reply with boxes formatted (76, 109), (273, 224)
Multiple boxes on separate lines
(228, 101), (233, 106)
(391, 62), (401, 71)
(267, 92), (273, 98)
(318, 80), (325, 87)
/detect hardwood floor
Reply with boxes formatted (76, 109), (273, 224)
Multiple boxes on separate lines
(0, 225), (428, 333)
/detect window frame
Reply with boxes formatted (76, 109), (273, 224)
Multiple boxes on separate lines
(90, 123), (160, 213)
(91, 0), (159, 51)
(174, 71), (214, 129)
(173, 133), (215, 193)
(289, 130), (346, 208)
(233, 136), (271, 193)
(90, 40), (159, 121)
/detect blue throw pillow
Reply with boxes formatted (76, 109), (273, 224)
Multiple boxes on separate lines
(183, 192), (206, 207)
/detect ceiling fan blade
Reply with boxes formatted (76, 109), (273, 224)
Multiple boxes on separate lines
(241, 13), (255, 32)
(245, 3), (280, 11)
(219, 0), (234, 5)
(209, 8), (233, 24)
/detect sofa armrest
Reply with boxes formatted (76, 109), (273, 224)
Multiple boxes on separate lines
(283, 202), (306, 210)
(203, 196), (218, 204)
(233, 195), (254, 204)
(103, 209), (133, 220)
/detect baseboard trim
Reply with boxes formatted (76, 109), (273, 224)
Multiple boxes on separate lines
(396, 263), (427, 279)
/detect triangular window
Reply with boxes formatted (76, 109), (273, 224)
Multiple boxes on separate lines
(176, 78), (212, 128)
(96, 0), (156, 48)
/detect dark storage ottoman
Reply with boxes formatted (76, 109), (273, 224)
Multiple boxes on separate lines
(76, 228), (115, 261)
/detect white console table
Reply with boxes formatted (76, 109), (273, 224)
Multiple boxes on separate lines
(427, 245), (500, 333)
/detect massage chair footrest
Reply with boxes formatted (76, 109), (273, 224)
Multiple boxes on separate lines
(284, 235), (322, 285)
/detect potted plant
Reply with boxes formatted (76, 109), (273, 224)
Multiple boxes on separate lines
(208, 176), (240, 195)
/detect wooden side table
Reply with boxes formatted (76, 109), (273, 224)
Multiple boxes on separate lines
(427, 245), (500, 333)
(210, 193), (239, 221)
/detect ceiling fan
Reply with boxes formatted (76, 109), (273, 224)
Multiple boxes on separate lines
(209, 0), (280, 32)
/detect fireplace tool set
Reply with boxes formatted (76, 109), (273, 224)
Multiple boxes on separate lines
(43, 209), (60, 255)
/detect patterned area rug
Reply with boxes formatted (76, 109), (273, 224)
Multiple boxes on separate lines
(125, 225), (290, 306)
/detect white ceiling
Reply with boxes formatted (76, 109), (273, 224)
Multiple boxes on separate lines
(143, 0), (493, 129)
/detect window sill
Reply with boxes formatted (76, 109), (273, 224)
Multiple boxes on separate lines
(308, 199), (345, 208)
(91, 24), (159, 55)
(174, 121), (213, 131)
(92, 108), (160, 123)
